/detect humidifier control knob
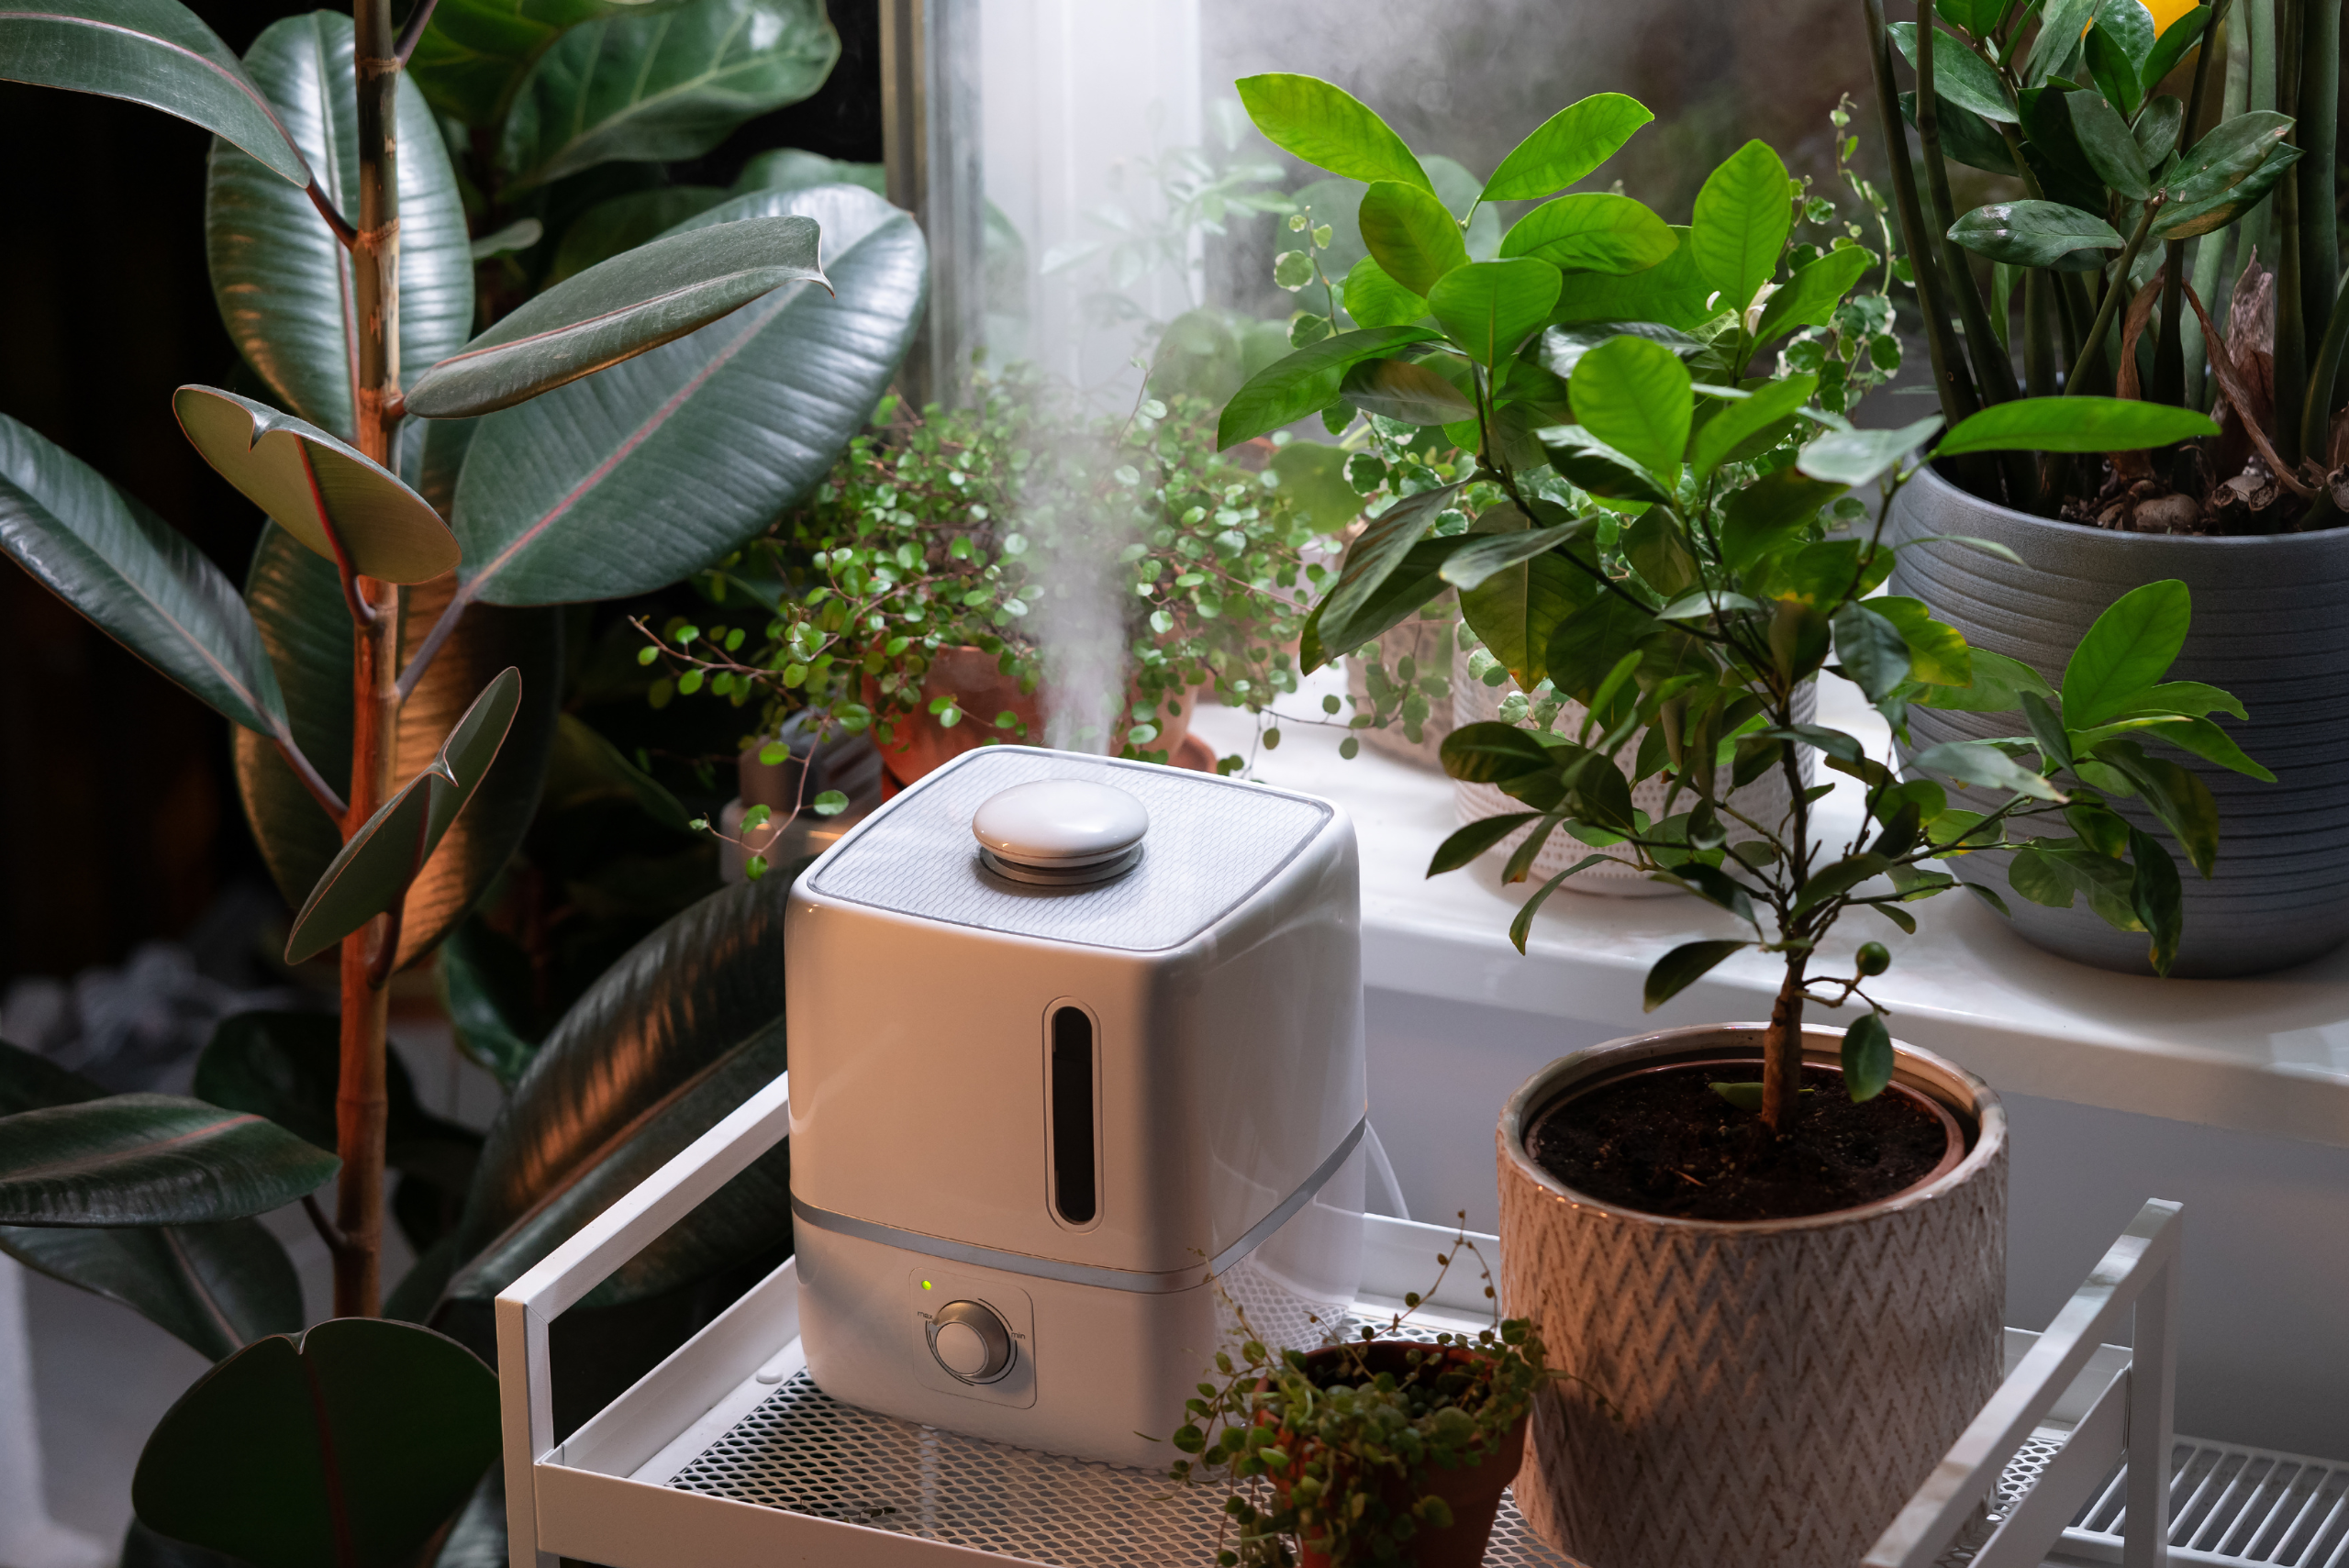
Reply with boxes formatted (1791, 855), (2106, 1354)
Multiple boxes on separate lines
(928, 1299), (1015, 1384)
(973, 778), (1150, 885)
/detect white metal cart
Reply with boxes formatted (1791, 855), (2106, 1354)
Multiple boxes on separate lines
(495, 1072), (2321, 1568)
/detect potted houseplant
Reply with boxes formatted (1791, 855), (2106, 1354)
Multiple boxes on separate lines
(635, 375), (1337, 788)
(0, 0), (919, 1558)
(1218, 73), (2257, 1566)
(1862, 0), (2344, 973)
(1173, 1227), (1548, 1568)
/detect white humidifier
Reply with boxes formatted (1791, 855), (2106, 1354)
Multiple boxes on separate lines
(784, 745), (1366, 1468)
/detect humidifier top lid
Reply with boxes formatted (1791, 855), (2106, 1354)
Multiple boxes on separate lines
(970, 779), (1149, 885)
(803, 747), (1335, 952)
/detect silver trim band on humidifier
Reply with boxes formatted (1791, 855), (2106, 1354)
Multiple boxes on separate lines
(789, 1118), (1366, 1296)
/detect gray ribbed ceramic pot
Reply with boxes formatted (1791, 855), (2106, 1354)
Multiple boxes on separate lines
(1497, 1024), (2007, 1568)
(1888, 462), (2349, 976)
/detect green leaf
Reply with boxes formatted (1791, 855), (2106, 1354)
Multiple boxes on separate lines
(284, 668), (523, 965)
(406, 0), (695, 126)
(1690, 139), (1792, 314)
(1909, 739), (2068, 800)
(2026, 0), (2101, 81)
(2155, 143), (2300, 238)
(1842, 1013), (1895, 1102)
(1888, 21), (2019, 121)
(1798, 412), (1946, 485)
(1690, 373), (1818, 475)
(1642, 940), (1751, 1011)
(2127, 828), (2183, 973)
(2126, 714), (2273, 780)
(1872, 596), (1973, 685)
(1939, 395), (2220, 455)
(133, 1318), (498, 1568)
(453, 184), (923, 605)
(1442, 521), (1588, 594)
(1428, 813), (1543, 875)
(1535, 320), (1704, 378)
(0, 0), (309, 183)
(1321, 482), (1465, 639)
(2102, 680), (2244, 721)
(1753, 247), (1874, 345)
(1551, 226), (1718, 329)
(2061, 579), (2191, 726)
(2133, 95), (2185, 167)
(1508, 855), (1617, 951)
(2093, 737), (2221, 875)
(1567, 334), (1691, 487)
(2164, 110), (2296, 206)
(1450, 506), (1590, 686)
(1793, 851), (1894, 915)
(1219, 324), (1442, 447)
(1482, 92), (1653, 200)
(1901, 90), (2021, 175)
(232, 528), (562, 973)
(0, 415), (289, 740)
(2022, 690), (2074, 768)
(1832, 601), (1912, 701)
(1719, 467), (1846, 570)
(1440, 720), (1558, 783)
(2141, 6), (2209, 89)
(205, 12), (473, 444)
(1947, 200), (2124, 267)
(438, 874), (799, 1315)
(1338, 357), (1477, 426)
(2083, 0), (2150, 118)
(496, 0), (836, 190)
(173, 387), (457, 584)
(1537, 424), (1675, 505)
(546, 187), (728, 284)
(2065, 89), (2152, 200)
(0, 1094), (338, 1226)
(732, 146), (884, 196)
(1234, 73), (1431, 191)
(1341, 257), (1428, 328)
(1428, 259), (1564, 366)
(1300, 538), (1468, 667)
(1497, 193), (1676, 275)
(408, 214), (828, 418)
(1913, 646), (2056, 711)
(435, 917), (540, 1089)
(1358, 179), (1471, 295)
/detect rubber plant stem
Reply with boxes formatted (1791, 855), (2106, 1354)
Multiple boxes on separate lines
(337, 0), (404, 1321)
(2273, 0), (2307, 463)
(1864, 0), (1982, 428)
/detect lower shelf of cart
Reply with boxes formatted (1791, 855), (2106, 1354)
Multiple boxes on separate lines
(527, 1240), (2166, 1568)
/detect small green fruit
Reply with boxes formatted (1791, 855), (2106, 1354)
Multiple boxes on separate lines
(1856, 940), (1890, 976)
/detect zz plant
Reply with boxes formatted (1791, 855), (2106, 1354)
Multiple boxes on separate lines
(1219, 76), (2264, 1129)
(1867, 0), (2343, 528)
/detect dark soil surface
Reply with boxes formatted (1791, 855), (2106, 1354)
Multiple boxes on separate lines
(1527, 1062), (1956, 1222)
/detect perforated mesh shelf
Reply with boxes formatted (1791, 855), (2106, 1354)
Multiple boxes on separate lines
(2059, 1439), (2349, 1566)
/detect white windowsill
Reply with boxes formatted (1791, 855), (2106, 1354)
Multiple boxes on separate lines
(1188, 668), (2349, 1149)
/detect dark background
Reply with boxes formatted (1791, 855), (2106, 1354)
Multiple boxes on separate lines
(0, 0), (884, 985)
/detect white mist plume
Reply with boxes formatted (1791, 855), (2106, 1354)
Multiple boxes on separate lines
(1017, 426), (1141, 755)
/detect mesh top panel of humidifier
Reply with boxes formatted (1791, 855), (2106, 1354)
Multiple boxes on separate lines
(807, 749), (1331, 951)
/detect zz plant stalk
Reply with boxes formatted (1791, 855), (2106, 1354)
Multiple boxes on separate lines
(1219, 76), (2261, 1129)
(0, 0), (852, 1316)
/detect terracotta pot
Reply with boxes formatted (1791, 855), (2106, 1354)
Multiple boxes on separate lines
(872, 646), (1207, 784)
(1260, 1342), (1529, 1568)
(1497, 1023), (2007, 1568)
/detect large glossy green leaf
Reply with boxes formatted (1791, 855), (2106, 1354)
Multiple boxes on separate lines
(1642, 940), (1752, 1010)
(0, 1040), (301, 1361)
(1482, 92), (1653, 200)
(285, 668), (524, 963)
(133, 1318), (498, 1568)
(497, 0), (837, 191)
(732, 145), (883, 195)
(1537, 424), (1676, 505)
(174, 388), (458, 584)
(1939, 396), (2219, 455)
(546, 184), (726, 283)
(2165, 109), (2296, 205)
(195, 1012), (482, 1191)
(1690, 139), (1792, 314)
(2061, 579), (2191, 727)
(1551, 226), (1716, 329)
(2065, 88), (2152, 200)
(1565, 334), (1691, 487)
(0, 0), (308, 183)
(1799, 413), (1948, 485)
(1948, 200), (2122, 267)
(1341, 257), (1428, 328)
(1451, 506), (1589, 689)
(1430, 259), (1562, 367)
(1320, 482), (1464, 642)
(233, 528), (562, 973)
(2155, 144), (2299, 238)
(406, 0), (694, 126)
(0, 415), (288, 740)
(450, 184), (922, 606)
(1888, 21), (2019, 122)
(1358, 179), (1470, 296)
(437, 873), (797, 1302)
(1338, 358), (1476, 427)
(0, 1094), (338, 1226)
(1689, 373), (1819, 475)
(408, 215), (827, 417)
(1752, 246), (1874, 344)
(1497, 192), (1676, 276)
(1216, 324), (1441, 447)
(206, 12), (473, 444)
(1234, 72), (1431, 192)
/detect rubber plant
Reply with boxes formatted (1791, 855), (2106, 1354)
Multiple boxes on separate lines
(0, 0), (921, 1559)
(1863, 0), (2348, 528)
(1218, 76), (2264, 1129)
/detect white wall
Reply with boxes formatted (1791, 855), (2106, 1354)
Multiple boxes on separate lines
(979, 0), (1203, 396)
(1361, 984), (2349, 1459)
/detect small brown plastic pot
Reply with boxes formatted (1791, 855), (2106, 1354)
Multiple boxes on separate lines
(1256, 1342), (1528, 1568)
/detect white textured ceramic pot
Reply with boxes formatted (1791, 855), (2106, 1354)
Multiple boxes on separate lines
(1889, 462), (2349, 975)
(1497, 1023), (2008, 1568)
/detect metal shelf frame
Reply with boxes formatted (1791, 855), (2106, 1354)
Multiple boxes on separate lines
(498, 1072), (2191, 1568)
